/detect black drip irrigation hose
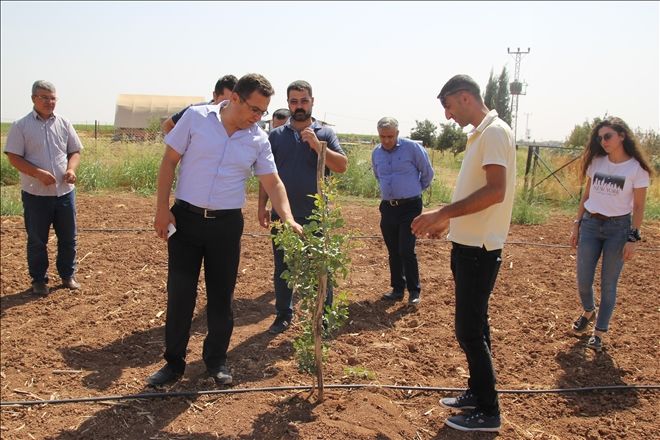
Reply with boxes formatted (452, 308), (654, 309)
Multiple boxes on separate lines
(1, 226), (659, 251)
(1, 383), (658, 407)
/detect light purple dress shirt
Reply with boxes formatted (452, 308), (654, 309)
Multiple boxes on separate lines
(164, 102), (277, 210)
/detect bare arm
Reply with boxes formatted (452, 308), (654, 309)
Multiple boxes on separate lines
(5, 152), (56, 185)
(570, 178), (591, 248)
(300, 128), (348, 173)
(154, 146), (181, 240)
(623, 186), (647, 261)
(411, 164), (506, 238)
(161, 117), (176, 135)
(257, 181), (271, 229)
(258, 173), (302, 234)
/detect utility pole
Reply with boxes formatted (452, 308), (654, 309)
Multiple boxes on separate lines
(507, 47), (530, 146)
(524, 112), (532, 142)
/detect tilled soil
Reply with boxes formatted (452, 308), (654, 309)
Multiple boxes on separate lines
(1, 192), (658, 439)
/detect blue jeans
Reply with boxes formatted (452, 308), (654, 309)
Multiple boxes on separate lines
(22, 190), (77, 283)
(451, 243), (502, 416)
(577, 212), (630, 332)
(271, 215), (333, 319)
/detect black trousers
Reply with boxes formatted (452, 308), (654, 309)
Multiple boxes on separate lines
(379, 198), (423, 294)
(450, 242), (502, 416)
(164, 203), (243, 374)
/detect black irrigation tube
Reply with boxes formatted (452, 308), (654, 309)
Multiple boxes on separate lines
(1, 383), (658, 407)
(2, 226), (659, 251)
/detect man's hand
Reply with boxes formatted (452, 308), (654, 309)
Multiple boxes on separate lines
(623, 241), (637, 262)
(63, 169), (77, 184)
(154, 207), (175, 241)
(35, 168), (56, 186)
(258, 205), (271, 229)
(300, 127), (321, 153)
(411, 207), (450, 239)
(286, 219), (304, 236)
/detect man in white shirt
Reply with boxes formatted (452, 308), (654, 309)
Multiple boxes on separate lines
(412, 74), (515, 433)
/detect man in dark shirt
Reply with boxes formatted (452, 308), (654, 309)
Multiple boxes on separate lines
(161, 75), (237, 134)
(271, 108), (290, 129)
(257, 80), (348, 334)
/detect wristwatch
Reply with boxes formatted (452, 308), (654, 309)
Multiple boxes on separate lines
(627, 228), (641, 242)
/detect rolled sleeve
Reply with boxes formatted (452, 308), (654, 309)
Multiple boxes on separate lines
(253, 139), (277, 176)
(164, 109), (193, 155)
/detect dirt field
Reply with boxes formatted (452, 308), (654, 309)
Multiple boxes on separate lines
(1, 192), (658, 439)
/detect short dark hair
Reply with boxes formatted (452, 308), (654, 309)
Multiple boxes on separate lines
(438, 74), (482, 106)
(273, 108), (291, 120)
(214, 75), (238, 95)
(234, 73), (275, 99)
(287, 80), (313, 98)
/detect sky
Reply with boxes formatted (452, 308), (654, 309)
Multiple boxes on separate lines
(1, 1), (659, 142)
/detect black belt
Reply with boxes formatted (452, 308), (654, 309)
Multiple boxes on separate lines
(452, 242), (482, 250)
(174, 199), (236, 219)
(383, 196), (422, 207)
(586, 211), (630, 221)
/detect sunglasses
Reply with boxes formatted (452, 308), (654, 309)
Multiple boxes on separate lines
(596, 132), (616, 143)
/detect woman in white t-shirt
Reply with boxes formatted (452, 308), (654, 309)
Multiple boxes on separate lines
(569, 116), (652, 352)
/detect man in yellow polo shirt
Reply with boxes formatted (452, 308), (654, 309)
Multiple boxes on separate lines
(412, 74), (515, 432)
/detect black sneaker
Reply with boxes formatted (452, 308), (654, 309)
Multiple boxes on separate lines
(268, 315), (292, 334)
(408, 291), (420, 305)
(445, 409), (501, 432)
(440, 390), (477, 410)
(146, 364), (182, 386)
(381, 291), (404, 301)
(572, 312), (595, 335)
(208, 365), (232, 385)
(586, 335), (603, 352)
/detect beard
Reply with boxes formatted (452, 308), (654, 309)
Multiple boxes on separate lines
(292, 108), (312, 121)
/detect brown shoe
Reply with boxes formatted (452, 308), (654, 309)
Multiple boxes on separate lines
(32, 281), (50, 297)
(62, 277), (81, 290)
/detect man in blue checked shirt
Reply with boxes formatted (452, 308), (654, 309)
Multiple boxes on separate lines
(372, 117), (434, 305)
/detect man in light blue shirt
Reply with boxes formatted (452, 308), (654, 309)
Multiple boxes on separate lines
(372, 117), (434, 305)
(148, 73), (302, 387)
(4, 80), (83, 297)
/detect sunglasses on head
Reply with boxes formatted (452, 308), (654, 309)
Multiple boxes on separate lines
(596, 132), (616, 143)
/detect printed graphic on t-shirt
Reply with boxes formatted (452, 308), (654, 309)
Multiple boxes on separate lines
(592, 172), (625, 195)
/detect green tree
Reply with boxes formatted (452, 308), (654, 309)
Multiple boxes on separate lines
(436, 122), (467, 155)
(495, 67), (512, 126)
(483, 69), (497, 111)
(564, 116), (604, 148)
(410, 119), (438, 149)
(273, 177), (350, 401)
(636, 128), (660, 156)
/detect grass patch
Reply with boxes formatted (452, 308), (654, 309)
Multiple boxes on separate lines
(0, 186), (22, 216)
(511, 193), (549, 225)
(1, 153), (19, 185)
(343, 365), (376, 380)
